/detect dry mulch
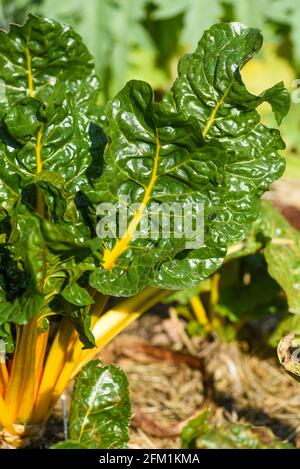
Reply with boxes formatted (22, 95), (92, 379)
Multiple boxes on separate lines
(44, 311), (300, 449)
(46, 312), (299, 449)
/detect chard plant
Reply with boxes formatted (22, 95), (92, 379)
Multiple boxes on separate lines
(0, 15), (290, 447)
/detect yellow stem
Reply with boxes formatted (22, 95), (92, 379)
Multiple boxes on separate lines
(32, 296), (108, 423)
(5, 320), (39, 422)
(189, 295), (209, 326)
(32, 318), (76, 423)
(43, 288), (168, 422)
(202, 83), (232, 138)
(210, 272), (220, 313)
(34, 329), (49, 401)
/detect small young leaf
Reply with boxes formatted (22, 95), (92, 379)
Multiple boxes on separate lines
(0, 14), (99, 117)
(69, 360), (131, 449)
(62, 284), (95, 307)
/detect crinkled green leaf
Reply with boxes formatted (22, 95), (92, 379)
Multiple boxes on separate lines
(216, 276), (281, 321)
(62, 283), (95, 307)
(171, 23), (289, 127)
(51, 440), (86, 449)
(0, 85), (92, 221)
(69, 360), (131, 449)
(227, 0), (300, 66)
(182, 408), (293, 449)
(89, 23), (288, 297)
(0, 15), (105, 255)
(0, 207), (97, 333)
(0, 14), (99, 117)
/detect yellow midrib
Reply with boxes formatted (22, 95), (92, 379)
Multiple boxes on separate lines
(25, 43), (34, 98)
(102, 131), (161, 270)
(36, 123), (44, 174)
(103, 80), (232, 269)
(25, 36), (45, 215)
(202, 81), (232, 138)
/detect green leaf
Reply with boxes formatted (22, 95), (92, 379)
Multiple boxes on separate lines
(182, 408), (294, 449)
(89, 23), (288, 297)
(0, 15), (104, 241)
(0, 205), (98, 329)
(51, 440), (86, 449)
(0, 14), (99, 117)
(0, 85), (92, 219)
(62, 283), (95, 307)
(0, 288), (44, 325)
(69, 360), (131, 449)
(227, 0), (300, 66)
(256, 203), (300, 314)
(171, 23), (289, 127)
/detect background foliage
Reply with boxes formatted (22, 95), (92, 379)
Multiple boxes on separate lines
(0, 0), (299, 338)
(1, 0), (299, 161)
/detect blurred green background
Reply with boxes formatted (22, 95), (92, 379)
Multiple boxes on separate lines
(1, 0), (300, 181)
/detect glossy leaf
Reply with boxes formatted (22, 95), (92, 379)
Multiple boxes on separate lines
(69, 360), (131, 449)
(61, 283), (95, 307)
(0, 19), (290, 342)
(0, 205), (98, 342)
(90, 23), (289, 297)
(0, 14), (99, 117)
(0, 86), (92, 222)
